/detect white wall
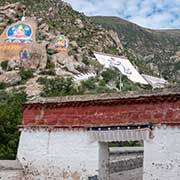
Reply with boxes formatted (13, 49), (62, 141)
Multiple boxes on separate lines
(144, 126), (180, 180)
(99, 142), (109, 180)
(17, 129), (99, 180)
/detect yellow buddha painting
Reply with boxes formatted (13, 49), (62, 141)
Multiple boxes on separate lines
(54, 35), (68, 51)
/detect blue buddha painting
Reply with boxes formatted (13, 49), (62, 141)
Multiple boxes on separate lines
(5, 24), (32, 43)
(19, 48), (30, 62)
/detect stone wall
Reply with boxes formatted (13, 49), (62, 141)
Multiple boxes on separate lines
(109, 147), (143, 174)
(110, 157), (143, 174)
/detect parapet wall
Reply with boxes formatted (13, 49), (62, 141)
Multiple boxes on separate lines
(0, 152), (143, 180)
(0, 160), (23, 180)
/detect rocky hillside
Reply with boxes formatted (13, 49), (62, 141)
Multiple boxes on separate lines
(0, 0), (153, 99)
(92, 16), (180, 84)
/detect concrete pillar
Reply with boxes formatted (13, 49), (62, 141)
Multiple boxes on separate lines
(99, 142), (110, 180)
(17, 129), (99, 180)
(143, 126), (180, 180)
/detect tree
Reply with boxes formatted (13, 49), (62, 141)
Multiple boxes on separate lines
(0, 90), (26, 159)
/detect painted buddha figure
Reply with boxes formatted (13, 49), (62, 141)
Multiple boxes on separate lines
(5, 23), (32, 43)
(55, 35), (68, 50)
(12, 25), (27, 39)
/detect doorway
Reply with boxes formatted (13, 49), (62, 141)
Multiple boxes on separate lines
(87, 125), (150, 180)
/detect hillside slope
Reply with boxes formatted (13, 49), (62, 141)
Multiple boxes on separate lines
(92, 16), (180, 84)
(0, 0), (131, 98)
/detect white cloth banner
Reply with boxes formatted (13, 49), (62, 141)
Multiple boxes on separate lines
(94, 52), (148, 85)
(142, 74), (169, 89)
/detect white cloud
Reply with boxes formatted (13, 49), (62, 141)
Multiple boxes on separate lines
(64, 0), (180, 29)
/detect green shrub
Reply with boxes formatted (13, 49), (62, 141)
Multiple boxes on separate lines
(101, 68), (120, 83)
(79, 77), (97, 92)
(78, 77), (117, 94)
(0, 82), (6, 90)
(1, 61), (8, 71)
(19, 69), (34, 84)
(104, 47), (119, 55)
(46, 59), (55, 69)
(38, 77), (77, 97)
(47, 48), (55, 56)
(0, 91), (26, 159)
(39, 70), (55, 76)
(82, 56), (90, 66)
(0, 90), (7, 102)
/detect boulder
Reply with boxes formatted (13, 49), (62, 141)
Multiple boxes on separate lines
(8, 59), (21, 70)
(52, 52), (79, 74)
(74, 19), (84, 29)
(39, 23), (49, 32)
(29, 42), (47, 70)
(0, 71), (21, 85)
(70, 41), (78, 49)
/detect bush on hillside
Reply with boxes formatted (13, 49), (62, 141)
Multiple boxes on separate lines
(38, 77), (78, 97)
(19, 69), (34, 84)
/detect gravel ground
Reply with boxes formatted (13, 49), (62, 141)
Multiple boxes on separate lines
(110, 168), (143, 180)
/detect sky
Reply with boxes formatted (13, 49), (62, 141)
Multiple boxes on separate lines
(64, 0), (180, 29)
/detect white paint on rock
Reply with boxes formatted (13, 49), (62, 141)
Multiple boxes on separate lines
(144, 126), (180, 180)
(17, 129), (99, 180)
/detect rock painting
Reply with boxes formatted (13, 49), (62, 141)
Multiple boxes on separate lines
(54, 35), (68, 52)
(19, 48), (33, 68)
(5, 24), (33, 43)
(0, 18), (47, 70)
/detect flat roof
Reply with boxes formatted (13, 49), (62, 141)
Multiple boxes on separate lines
(27, 88), (180, 105)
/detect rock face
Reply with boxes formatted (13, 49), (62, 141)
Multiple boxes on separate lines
(108, 30), (123, 51)
(0, 18), (47, 70)
(0, 18), (36, 62)
(7, 59), (21, 70)
(0, 2), (25, 21)
(29, 42), (47, 70)
(0, 18), (37, 44)
(52, 52), (79, 75)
